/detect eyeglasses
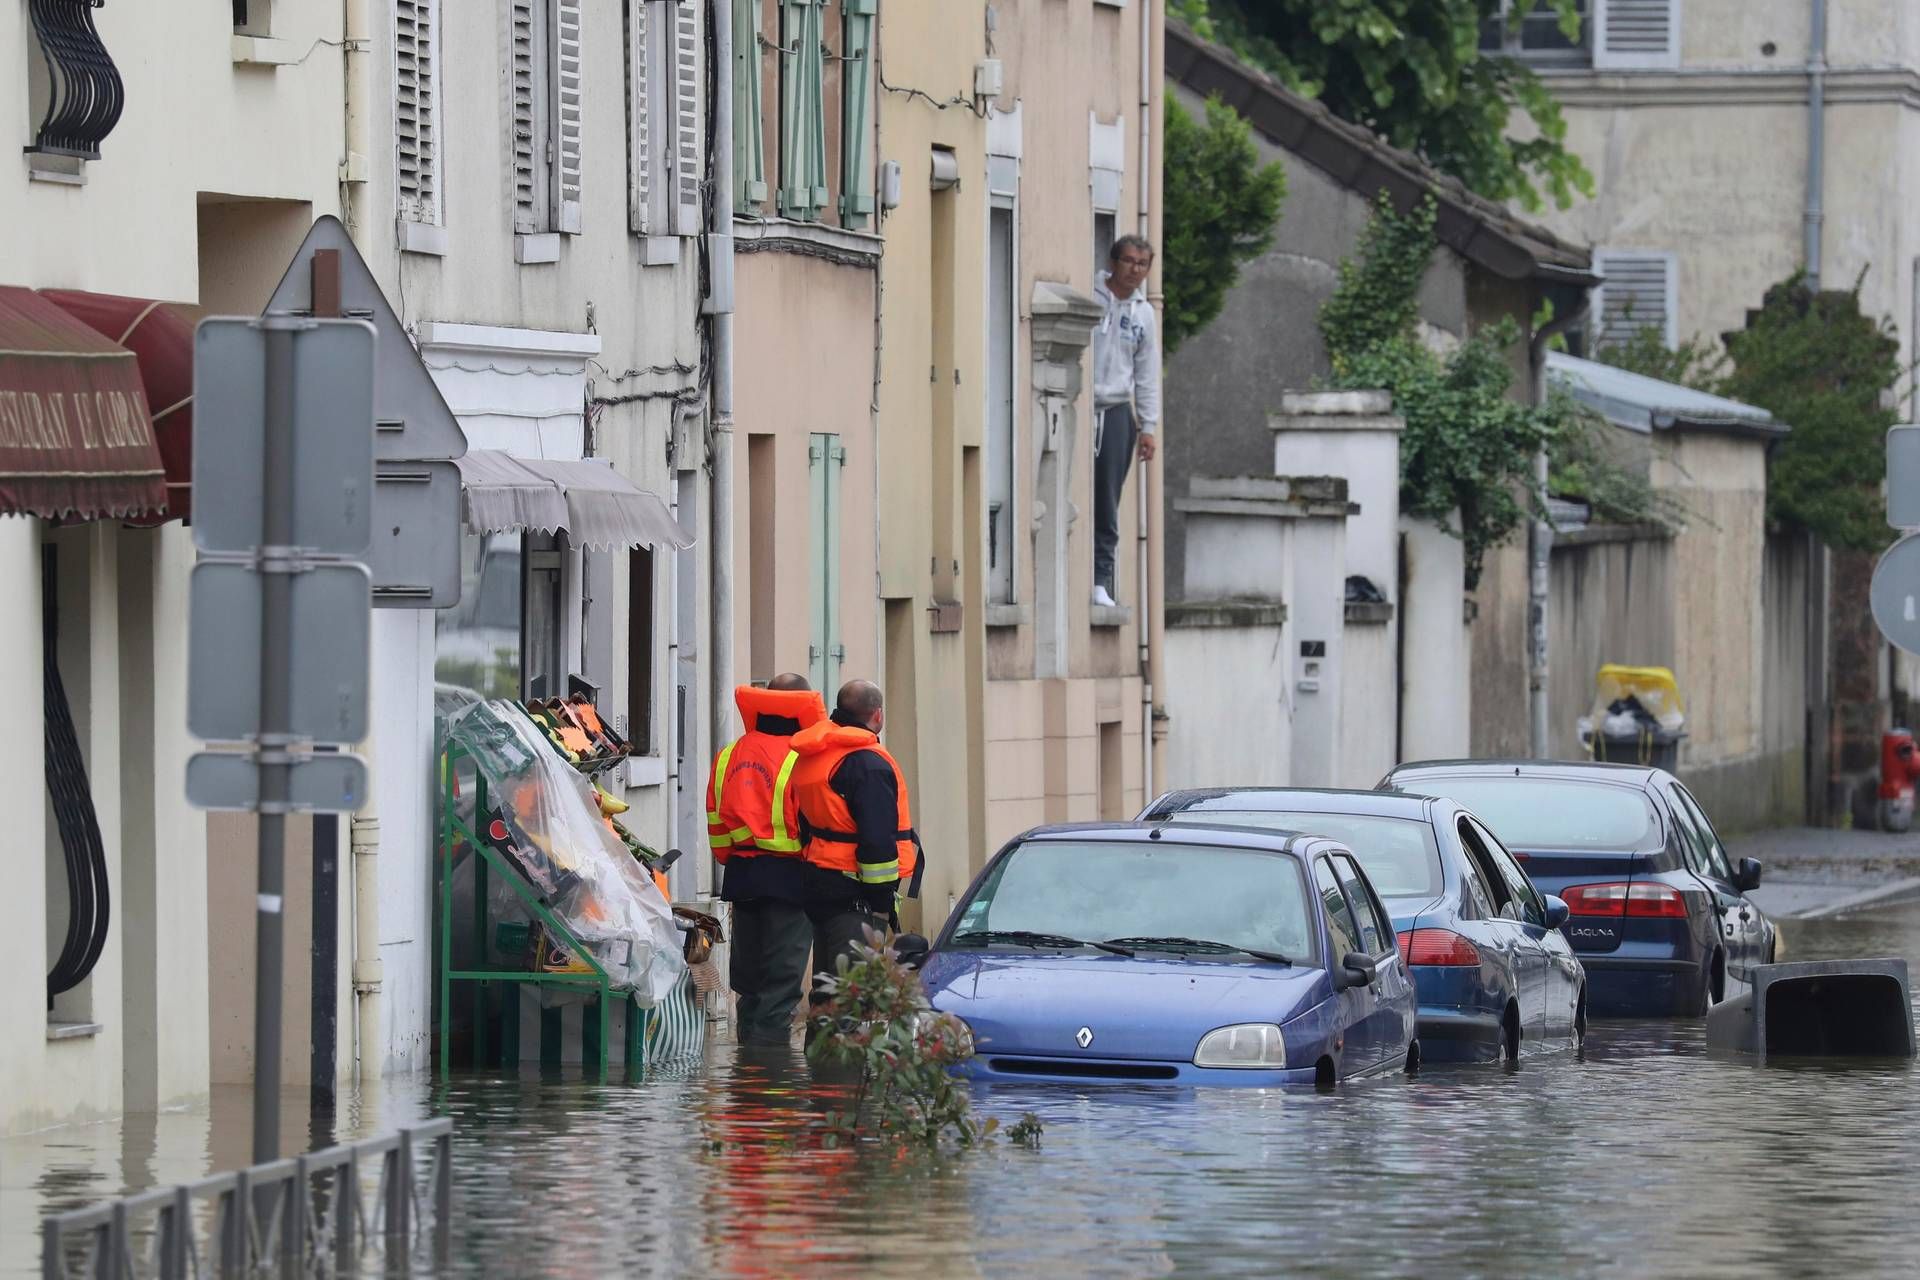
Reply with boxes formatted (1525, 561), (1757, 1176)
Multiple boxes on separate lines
(1114, 256), (1152, 269)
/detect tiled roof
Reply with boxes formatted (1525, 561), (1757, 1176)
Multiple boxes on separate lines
(1166, 21), (1599, 287)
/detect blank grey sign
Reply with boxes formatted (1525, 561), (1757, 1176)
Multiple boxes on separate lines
(186, 752), (369, 812)
(187, 561), (373, 743)
(1890, 426), (1920, 529)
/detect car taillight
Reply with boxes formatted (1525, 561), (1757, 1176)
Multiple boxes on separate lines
(1394, 928), (1480, 966)
(1563, 881), (1688, 919)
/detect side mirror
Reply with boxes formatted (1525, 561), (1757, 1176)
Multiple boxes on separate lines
(1734, 858), (1763, 893)
(892, 933), (932, 971)
(1543, 895), (1571, 931)
(1339, 951), (1375, 989)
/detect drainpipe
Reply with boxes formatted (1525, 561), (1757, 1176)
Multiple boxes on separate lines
(709, 0), (737, 771)
(1526, 290), (1591, 759)
(1804, 0), (1826, 288)
(341, 0), (381, 1085)
(1140, 0), (1166, 799)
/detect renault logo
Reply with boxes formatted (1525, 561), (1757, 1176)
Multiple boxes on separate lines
(1075, 1026), (1094, 1049)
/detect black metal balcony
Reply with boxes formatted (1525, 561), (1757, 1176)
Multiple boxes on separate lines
(24, 0), (125, 161)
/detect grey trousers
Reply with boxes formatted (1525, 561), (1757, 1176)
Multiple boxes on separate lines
(1093, 403), (1137, 595)
(729, 899), (812, 1045)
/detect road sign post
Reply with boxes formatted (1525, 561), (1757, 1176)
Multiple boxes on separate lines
(189, 314), (375, 1167)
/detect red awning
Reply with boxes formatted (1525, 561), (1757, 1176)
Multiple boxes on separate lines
(0, 287), (166, 522)
(41, 289), (203, 525)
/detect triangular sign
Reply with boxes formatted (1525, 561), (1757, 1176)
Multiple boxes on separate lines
(263, 216), (467, 463)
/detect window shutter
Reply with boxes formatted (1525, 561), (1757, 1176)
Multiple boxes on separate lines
(733, 0), (766, 209)
(552, 0), (585, 234)
(1594, 0), (1678, 70)
(396, 0), (440, 225)
(1594, 251), (1676, 350)
(778, 0), (827, 221)
(838, 0), (875, 228)
(510, 0), (541, 233)
(672, 0), (702, 235)
(627, 0), (652, 234)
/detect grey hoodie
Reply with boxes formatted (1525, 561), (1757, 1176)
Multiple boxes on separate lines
(1093, 272), (1161, 432)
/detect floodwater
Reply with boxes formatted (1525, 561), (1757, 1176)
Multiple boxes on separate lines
(10, 904), (1920, 1279)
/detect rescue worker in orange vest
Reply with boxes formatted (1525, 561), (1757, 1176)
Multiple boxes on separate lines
(789, 679), (922, 1011)
(708, 673), (825, 1046)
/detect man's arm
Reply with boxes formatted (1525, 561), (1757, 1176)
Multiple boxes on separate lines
(831, 750), (903, 892)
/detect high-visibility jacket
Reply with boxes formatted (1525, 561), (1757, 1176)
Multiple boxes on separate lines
(790, 718), (920, 887)
(706, 686), (825, 860)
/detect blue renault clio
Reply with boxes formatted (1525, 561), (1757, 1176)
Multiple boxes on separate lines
(921, 822), (1417, 1086)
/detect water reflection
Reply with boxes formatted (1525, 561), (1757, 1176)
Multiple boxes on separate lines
(5, 906), (1917, 1278)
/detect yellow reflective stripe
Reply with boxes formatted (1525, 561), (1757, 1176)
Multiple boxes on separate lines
(767, 751), (800, 852)
(855, 859), (900, 884)
(710, 831), (737, 849)
(707, 741), (737, 824)
(727, 825), (754, 843)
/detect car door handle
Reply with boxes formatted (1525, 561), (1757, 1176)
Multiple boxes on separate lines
(1738, 909), (1752, 922)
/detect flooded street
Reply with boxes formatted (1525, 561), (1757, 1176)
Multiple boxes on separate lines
(10, 903), (1919, 1279)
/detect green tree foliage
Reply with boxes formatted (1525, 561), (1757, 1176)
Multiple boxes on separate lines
(1169, 0), (1592, 211)
(1719, 279), (1900, 549)
(1593, 324), (1727, 390)
(1320, 194), (1559, 586)
(1162, 96), (1287, 356)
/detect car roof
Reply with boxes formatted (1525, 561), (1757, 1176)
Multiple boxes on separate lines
(1145, 787), (1438, 821)
(1014, 819), (1349, 860)
(1388, 758), (1666, 788)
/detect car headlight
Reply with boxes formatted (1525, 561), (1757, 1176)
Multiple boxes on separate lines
(1192, 1023), (1287, 1069)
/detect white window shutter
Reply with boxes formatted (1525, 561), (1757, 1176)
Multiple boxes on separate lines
(1594, 0), (1680, 70)
(627, 0), (652, 234)
(510, 0), (542, 233)
(552, 0), (585, 234)
(396, 0), (440, 225)
(672, 0), (702, 235)
(1594, 251), (1676, 350)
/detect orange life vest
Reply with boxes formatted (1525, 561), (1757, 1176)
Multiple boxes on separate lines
(706, 686), (824, 861)
(789, 718), (920, 888)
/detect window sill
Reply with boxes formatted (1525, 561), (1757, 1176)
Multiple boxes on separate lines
(732, 215), (882, 262)
(1090, 603), (1133, 629)
(231, 35), (302, 66)
(48, 1020), (104, 1041)
(624, 755), (667, 788)
(515, 233), (562, 266)
(25, 153), (86, 186)
(400, 221), (448, 257)
(1344, 601), (1394, 625)
(985, 603), (1029, 629)
(641, 236), (682, 267)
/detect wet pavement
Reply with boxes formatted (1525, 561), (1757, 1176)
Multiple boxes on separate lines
(8, 902), (1919, 1279)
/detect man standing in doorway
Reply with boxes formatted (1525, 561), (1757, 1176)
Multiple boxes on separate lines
(709, 673), (825, 1046)
(790, 679), (921, 1010)
(1091, 234), (1161, 609)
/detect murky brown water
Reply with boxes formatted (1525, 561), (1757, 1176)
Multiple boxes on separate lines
(10, 904), (1919, 1279)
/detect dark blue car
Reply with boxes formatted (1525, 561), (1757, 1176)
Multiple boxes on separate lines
(922, 823), (1417, 1086)
(1381, 761), (1777, 1017)
(1140, 789), (1586, 1063)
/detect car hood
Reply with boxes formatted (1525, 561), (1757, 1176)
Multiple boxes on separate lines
(922, 949), (1328, 1061)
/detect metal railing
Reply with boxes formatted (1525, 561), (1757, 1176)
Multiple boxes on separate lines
(41, 1119), (453, 1280)
(25, 0), (126, 160)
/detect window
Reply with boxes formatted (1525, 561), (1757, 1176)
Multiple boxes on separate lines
(510, 0), (583, 240)
(1473, 819), (1546, 927)
(1455, 819), (1517, 917)
(807, 433), (845, 693)
(628, 0), (703, 239)
(626, 547), (657, 755)
(1459, 860), (1497, 920)
(778, 0), (828, 221)
(523, 531), (567, 697)
(1160, 808), (1444, 898)
(1402, 776), (1659, 849)
(1314, 859), (1363, 958)
(731, 0), (767, 208)
(436, 533), (523, 699)
(1594, 250), (1676, 352)
(986, 195), (1017, 605)
(1333, 854), (1391, 956)
(396, 0), (443, 232)
(24, 0), (125, 165)
(1479, 0), (1590, 63)
(1093, 211), (1117, 283)
(1090, 115), (1125, 279)
(1672, 786), (1736, 884)
(234, 0), (272, 36)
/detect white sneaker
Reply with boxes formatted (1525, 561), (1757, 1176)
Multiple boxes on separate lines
(1091, 585), (1117, 608)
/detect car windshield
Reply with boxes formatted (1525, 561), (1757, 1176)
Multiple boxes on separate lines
(1163, 809), (1441, 898)
(949, 840), (1316, 963)
(1395, 776), (1658, 849)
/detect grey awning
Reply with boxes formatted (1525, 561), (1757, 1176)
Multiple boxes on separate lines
(1545, 352), (1789, 440)
(454, 450), (693, 550)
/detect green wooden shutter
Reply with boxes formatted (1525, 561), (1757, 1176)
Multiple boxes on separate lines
(838, 0), (875, 227)
(808, 433), (845, 692)
(779, 0), (827, 221)
(733, 0), (767, 208)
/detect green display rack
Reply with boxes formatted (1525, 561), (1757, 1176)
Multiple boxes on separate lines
(436, 739), (673, 1079)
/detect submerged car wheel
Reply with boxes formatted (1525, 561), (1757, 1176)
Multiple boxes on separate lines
(1682, 953), (1718, 1017)
(1404, 1041), (1421, 1075)
(1501, 1004), (1520, 1063)
(1573, 990), (1588, 1054)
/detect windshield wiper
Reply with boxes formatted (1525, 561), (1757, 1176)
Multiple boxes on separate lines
(1101, 936), (1292, 965)
(950, 930), (1134, 957)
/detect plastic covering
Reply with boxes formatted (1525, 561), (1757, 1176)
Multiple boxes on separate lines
(446, 699), (686, 1005)
(1588, 664), (1685, 733)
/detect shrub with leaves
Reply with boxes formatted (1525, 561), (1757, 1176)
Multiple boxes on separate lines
(1163, 95), (1287, 356)
(807, 927), (996, 1148)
